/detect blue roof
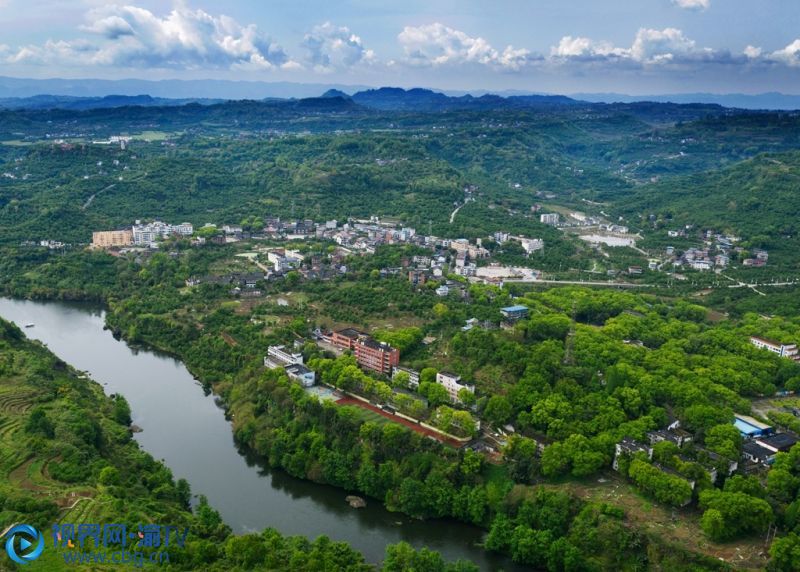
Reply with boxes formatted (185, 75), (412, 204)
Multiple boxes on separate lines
(734, 418), (764, 436)
(502, 305), (529, 312)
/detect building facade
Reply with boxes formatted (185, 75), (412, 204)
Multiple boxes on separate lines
(436, 371), (475, 402)
(92, 229), (133, 248)
(264, 345), (304, 369)
(392, 366), (420, 389)
(331, 328), (400, 375)
(750, 336), (800, 361)
(500, 305), (529, 322)
(540, 213), (559, 225)
(354, 337), (399, 375)
(132, 221), (194, 247)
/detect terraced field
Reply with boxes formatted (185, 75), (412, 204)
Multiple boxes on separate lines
(0, 387), (39, 479)
(0, 383), (98, 518)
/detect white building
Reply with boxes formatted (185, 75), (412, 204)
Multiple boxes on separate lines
(264, 345), (315, 386)
(264, 345), (304, 369)
(285, 364), (316, 387)
(517, 237), (544, 255)
(540, 213), (559, 226)
(436, 285), (450, 297)
(392, 366), (420, 389)
(750, 337), (800, 361)
(132, 220), (193, 246)
(267, 249), (303, 272)
(436, 371), (475, 403)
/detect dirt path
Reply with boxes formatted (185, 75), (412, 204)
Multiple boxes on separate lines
(545, 477), (770, 570)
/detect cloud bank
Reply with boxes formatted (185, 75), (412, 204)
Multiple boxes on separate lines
(397, 23), (535, 70)
(2, 1), (800, 92)
(9, 4), (293, 70)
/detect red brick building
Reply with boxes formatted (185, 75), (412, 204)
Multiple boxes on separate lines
(331, 328), (399, 375)
(331, 328), (363, 351)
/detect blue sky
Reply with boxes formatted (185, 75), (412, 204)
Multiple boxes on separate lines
(0, 0), (798, 94)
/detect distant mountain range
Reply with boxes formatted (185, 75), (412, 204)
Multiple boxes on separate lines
(0, 76), (370, 100)
(0, 94), (225, 111)
(573, 92), (800, 111)
(0, 76), (797, 112)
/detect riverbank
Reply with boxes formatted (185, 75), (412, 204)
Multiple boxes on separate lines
(0, 297), (518, 570)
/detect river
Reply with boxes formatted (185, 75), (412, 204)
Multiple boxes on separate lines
(0, 297), (520, 571)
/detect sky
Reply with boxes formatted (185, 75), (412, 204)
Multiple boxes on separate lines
(0, 0), (798, 95)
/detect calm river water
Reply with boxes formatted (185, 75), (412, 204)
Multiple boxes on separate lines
(0, 297), (520, 570)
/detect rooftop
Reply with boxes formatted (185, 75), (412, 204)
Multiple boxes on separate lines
(285, 363), (313, 375)
(336, 328), (363, 339)
(743, 441), (774, 460)
(501, 305), (529, 312)
(359, 337), (394, 351)
(757, 432), (798, 452)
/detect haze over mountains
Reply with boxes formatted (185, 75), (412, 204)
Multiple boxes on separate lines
(1, 76), (799, 111)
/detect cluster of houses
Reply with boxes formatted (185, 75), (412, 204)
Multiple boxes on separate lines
(614, 413), (799, 504)
(662, 228), (768, 271)
(734, 415), (798, 466)
(92, 220), (194, 249)
(613, 420), (738, 504)
(672, 247), (727, 271)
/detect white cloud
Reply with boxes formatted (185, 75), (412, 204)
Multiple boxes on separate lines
(7, 4), (293, 70)
(397, 23), (533, 70)
(672, 0), (710, 10)
(770, 39), (800, 66)
(302, 22), (374, 71)
(550, 28), (725, 65)
(630, 27), (696, 62)
(551, 36), (625, 59)
(744, 45), (762, 59)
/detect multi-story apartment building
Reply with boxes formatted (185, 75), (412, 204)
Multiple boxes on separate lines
(92, 229), (133, 248)
(436, 371), (475, 403)
(540, 213), (559, 225)
(132, 221), (194, 246)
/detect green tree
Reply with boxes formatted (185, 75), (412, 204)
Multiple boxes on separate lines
(484, 395), (513, 426)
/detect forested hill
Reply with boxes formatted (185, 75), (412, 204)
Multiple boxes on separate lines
(616, 150), (800, 245)
(0, 86), (740, 123)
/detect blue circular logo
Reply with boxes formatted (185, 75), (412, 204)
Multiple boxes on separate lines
(5, 524), (44, 565)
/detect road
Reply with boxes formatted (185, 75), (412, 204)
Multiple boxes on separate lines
(82, 183), (115, 210)
(506, 278), (651, 288)
(449, 203), (465, 223)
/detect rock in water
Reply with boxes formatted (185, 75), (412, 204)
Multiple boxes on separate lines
(345, 495), (366, 508)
